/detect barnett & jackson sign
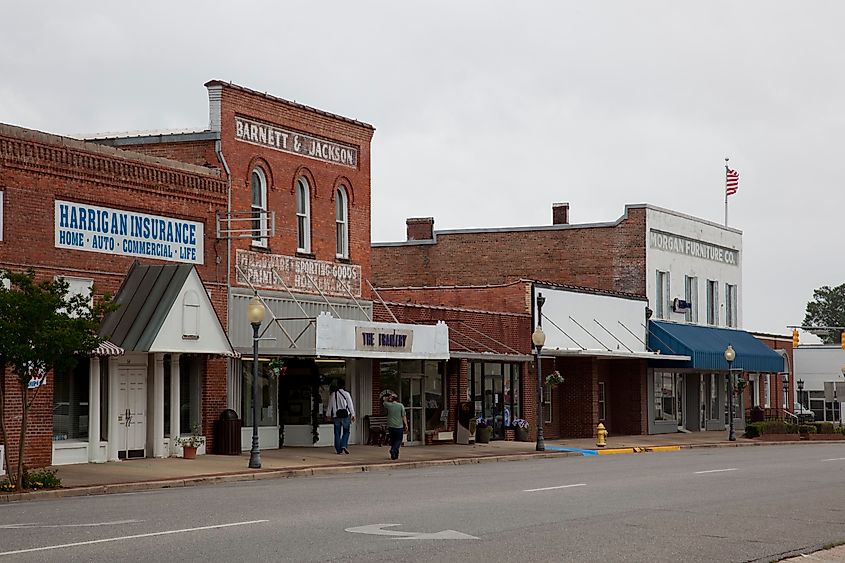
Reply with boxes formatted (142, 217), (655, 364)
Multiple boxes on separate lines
(649, 229), (739, 266)
(236, 249), (361, 298)
(234, 115), (358, 168)
(55, 200), (203, 264)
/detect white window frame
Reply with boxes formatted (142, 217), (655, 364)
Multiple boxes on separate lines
(725, 283), (737, 327)
(684, 275), (698, 323)
(706, 280), (719, 326)
(335, 186), (349, 259)
(57, 276), (93, 317)
(296, 177), (311, 253)
(251, 168), (268, 248)
(655, 270), (669, 319)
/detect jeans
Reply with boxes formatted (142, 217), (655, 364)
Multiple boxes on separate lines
(388, 427), (404, 459)
(333, 416), (351, 453)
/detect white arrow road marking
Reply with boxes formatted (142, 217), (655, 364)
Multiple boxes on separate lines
(0, 519), (142, 529)
(345, 523), (478, 540)
(524, 483), (587, 492)
(695, 468), (738, 474)
(0, 520), (268, 557)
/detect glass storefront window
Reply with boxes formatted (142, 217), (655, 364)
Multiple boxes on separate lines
(317, 360), (347, 423)
(53, 358), (89, 441)
(164, 355), (202, 436)
(654, 371), (677, 422)
(469, 361), (522, 439)
(241, 359), (277, 427)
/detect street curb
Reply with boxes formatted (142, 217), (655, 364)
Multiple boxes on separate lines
(2, 438), (838, 504)
(0, 450), (579, 504)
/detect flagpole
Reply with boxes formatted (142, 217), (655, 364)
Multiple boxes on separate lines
(724, 157), (729, 227)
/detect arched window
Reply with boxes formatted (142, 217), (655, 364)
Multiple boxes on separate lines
(296, 177), (311, 253)
(251, 168), (268, 247)
(335, 186), (349, 258)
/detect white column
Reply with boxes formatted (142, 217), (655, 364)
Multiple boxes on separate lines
(88, 357), (102, 463)
(107, 358), (121, 461)
(152, 353), (166, 458)
(170, 353), (181, 455)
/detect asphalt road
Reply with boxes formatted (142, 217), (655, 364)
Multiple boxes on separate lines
(2, 443), (845, 562)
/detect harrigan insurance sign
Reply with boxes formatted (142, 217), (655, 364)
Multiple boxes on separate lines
(55, 200), (204, 264)
(236, 249), (362, 298)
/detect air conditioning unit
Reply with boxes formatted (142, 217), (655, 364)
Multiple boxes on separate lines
(672, 298), (692, 313)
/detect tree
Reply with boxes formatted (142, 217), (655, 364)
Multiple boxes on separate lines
(802, 283), (845, 344)
(0, 270), (111, 490)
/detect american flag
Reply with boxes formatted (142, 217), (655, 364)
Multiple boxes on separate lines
(725, 167), (739, 196)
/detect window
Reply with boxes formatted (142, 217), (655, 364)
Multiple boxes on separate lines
(296, 177), (311, 253)
(164, 355), (202, 437)
(809, 390), (824, 422)
(684, 276), (698, 323)
(182, 290), (200, 339)
(241, 359), (278, 427)
(598, 382), (606, 421)
(544, 384), (553, 424)
(335, 187), (349, 259)
(764, 374), (771, 408)
(708, 374), (719, 420)
(725, 283), (738, 327)
(654, 371), (678, 422)
(468, 361), (522, 435)
(655, 271), (669, 319)
(57, 277), (93, 317)
(251, 168), (268, 247)
(706, 280), (719, 325)
(53, 358), (89, 441)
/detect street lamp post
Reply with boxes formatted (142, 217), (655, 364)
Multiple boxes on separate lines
(724, 344), (736, 441)
(797, 379), (804, 422)
(247, 296), (266, 469)
(782, 374), (789, 414)
(532, 292), (546, 452)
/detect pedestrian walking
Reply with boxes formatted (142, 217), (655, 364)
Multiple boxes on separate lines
(382, 392), (408, 460)
(328, 380), (355, 454)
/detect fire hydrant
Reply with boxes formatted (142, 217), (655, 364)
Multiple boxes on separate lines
(596, 423), (608, 448)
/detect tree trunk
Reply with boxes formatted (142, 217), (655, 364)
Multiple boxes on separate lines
(15, 385), (28, 490)
(0, 364), (13, 486)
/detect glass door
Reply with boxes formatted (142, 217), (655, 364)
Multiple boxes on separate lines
(484, 370), (505, 439)
(401, 376), (423, 445)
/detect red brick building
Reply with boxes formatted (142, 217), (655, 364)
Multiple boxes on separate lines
(0, 123), (233, 472)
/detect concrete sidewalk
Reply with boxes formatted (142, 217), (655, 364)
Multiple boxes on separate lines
(0, 430), (819, 502)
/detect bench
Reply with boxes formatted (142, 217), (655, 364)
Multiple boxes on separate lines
(365, 415), (390, 446)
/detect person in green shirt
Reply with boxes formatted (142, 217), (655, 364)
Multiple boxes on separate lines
(382, 393), (408, 460)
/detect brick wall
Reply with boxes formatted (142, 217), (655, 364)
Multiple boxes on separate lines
(377, 282), (531, 315)
(0, 123), (229, 467)
(372, 206), (647, 296)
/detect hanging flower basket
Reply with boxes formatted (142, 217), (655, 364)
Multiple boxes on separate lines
(545, 371), (564, 387)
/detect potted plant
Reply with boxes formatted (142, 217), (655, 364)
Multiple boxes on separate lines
(475, 417), (493, 443)
(512, 418), (530, 441)
(176, 423), (205, 459)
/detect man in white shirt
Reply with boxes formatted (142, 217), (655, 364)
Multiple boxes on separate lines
(327, 380), (355, 454)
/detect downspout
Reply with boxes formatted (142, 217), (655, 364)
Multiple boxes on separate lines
(216, 139), (233, 409)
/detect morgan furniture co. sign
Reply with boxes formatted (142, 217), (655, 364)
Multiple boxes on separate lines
(234, 115), (358, 168)
(236, 249), (361, 298)
(55, 200), (203, 264)
(649, 229), (739, 266)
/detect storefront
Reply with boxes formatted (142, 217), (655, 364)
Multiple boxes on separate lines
(50, 262), (235, 465)
(648, 320), (786, 434)
(468, 360), (523, 440)
(229, 284), (450, 449)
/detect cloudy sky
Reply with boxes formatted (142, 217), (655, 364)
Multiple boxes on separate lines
(1, 1), (842, 338)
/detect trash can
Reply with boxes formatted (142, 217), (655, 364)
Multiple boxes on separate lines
(215, 409), (242, 455)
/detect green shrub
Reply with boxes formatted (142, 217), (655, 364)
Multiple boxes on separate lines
(0, 479), (14, 492)
(799, 424), (817, 434)
(23, 468), (61, 490)
(743, 423), (762, 438)
(743, 420), (799, 438)
(813, 422), (835, 434)
(835, 426), (844, 434)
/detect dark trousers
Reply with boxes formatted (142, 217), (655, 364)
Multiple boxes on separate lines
(388, 427), (404, 459)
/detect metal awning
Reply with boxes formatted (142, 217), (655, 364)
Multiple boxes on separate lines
(90, 340), (125, 357)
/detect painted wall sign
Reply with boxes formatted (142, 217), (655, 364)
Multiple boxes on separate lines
(649, 229), (739, 266)
(236, 249), (361, 297)
(355, 327), (413, 353)
(234, 115), (358, 168)
(55, 200), (203, 264)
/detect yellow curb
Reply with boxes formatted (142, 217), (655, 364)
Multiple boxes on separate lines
(596, 445), (683, 455)
(647, 445), (682, 452)
(597, 448), (636, 455)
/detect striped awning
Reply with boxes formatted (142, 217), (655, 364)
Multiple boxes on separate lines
(90, 340), (125, 357)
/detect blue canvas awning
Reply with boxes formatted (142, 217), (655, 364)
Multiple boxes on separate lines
(648, 320), (786, 373)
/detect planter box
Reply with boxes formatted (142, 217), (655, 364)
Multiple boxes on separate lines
(805, 433), (845, 441)
(752, 433), (845, 441)
(504, 429), (515, 441)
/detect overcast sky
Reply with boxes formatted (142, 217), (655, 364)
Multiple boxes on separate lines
(1, 1), (842, 338)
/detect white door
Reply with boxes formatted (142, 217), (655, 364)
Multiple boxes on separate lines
(117, 368), (146, 459)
